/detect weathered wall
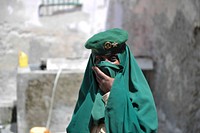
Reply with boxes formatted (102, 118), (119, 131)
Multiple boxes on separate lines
(17, 71), (84, 133)
(0, 0), (91, 131)
(0, 0), (109, 132)
(107, 0), (200, 132)
(0, 0), (90, 106)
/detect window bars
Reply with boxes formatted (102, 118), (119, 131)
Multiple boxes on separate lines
(38, 0), (82, 16)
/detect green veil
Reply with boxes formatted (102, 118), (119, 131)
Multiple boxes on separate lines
(67, 45), (158, 133)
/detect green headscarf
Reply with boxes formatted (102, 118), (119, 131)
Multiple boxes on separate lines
(67, 45), (158, 133)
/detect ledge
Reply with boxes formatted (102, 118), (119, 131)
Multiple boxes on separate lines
(18, 57), (154, 74)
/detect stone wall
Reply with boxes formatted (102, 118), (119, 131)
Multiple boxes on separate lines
(0, 0), (91, 132)
(0, 0), (109, 132)
(0, 0), (91, 127)
(107, 0), (200, 133)
(17, 70), (84, 133)
(0, 0), (90, 103)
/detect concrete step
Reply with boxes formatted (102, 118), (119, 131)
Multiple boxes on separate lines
(0, 100), (16, 125)
(0, 123), (17, 133)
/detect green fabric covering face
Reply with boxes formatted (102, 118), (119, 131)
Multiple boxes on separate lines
(96, 61), (123, 78)
(67, 45), (158, 133)
(91, 61), (123, 124)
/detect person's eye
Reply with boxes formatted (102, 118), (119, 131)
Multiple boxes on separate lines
(109, 56), (118, 62)
(95, 57), (103, 64)
(95, 58), (100, 64)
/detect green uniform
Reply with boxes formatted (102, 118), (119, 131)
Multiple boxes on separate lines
(67, 28), (158, 133)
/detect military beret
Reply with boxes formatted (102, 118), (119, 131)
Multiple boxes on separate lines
(85, 28), (128, 55)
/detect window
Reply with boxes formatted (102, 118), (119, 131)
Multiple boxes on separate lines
(38, 0), (82, 16)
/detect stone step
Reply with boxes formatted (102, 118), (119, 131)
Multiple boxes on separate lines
(0, 123), (17, 133)
(0, 100), (16, 125)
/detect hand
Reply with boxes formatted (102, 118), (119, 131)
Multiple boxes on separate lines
(92, 66), (114, 93)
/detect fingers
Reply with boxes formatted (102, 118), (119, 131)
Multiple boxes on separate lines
(95, 73), (102, 83)
(92, 66), (109, 80)
(92, 67), (103, 85)
(92, 66), (114, 93)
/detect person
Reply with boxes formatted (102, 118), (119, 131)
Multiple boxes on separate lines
(66, 28), (158, 133)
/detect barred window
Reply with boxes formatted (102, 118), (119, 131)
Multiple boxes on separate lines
(38, 0), (82, 16)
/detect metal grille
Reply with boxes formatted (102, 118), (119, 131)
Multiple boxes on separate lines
(38, 0), (82, 16)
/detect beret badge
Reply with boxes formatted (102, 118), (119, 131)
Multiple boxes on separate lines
(104, 42), (118, 50)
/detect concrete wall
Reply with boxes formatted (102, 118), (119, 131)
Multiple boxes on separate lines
(0, 0), (91, 103)
(0, 0), (91, 132)
(17, 70), (84, 133)
(0, 0), (109, 132)
(107, 0), (200, 133)
(0, 0), (110, 103)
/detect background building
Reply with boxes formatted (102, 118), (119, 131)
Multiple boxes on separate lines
(0, 0), (200, 133)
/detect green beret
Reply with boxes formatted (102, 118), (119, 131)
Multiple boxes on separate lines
(85, 28), (128, 55)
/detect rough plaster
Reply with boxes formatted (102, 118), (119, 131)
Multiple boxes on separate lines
(17, 71), (83, 133)
(0, 0), (90, 102)
(107, 0), (200, 132)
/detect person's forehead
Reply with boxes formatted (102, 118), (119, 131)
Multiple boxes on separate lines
(94, 54), (118, 58)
